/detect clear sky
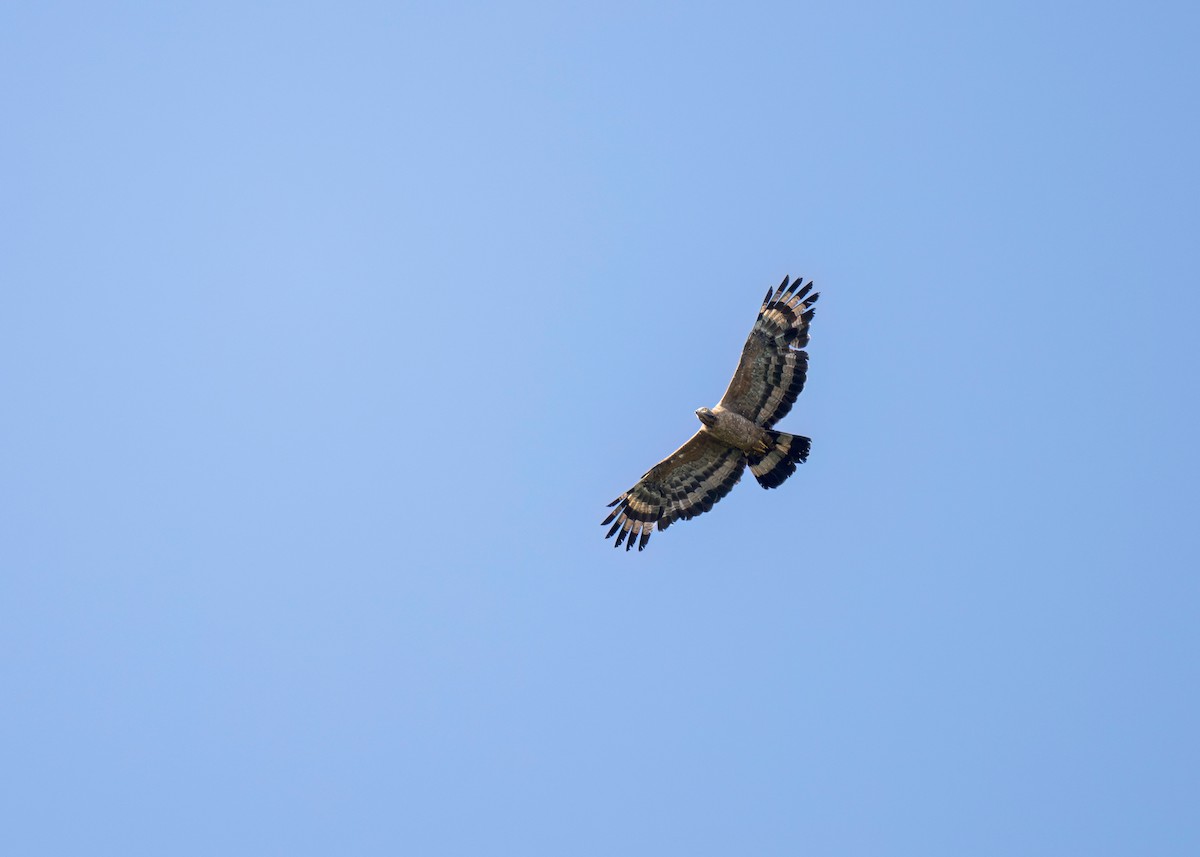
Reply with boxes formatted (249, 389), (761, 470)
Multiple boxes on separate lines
(3, 2), (1199, 854)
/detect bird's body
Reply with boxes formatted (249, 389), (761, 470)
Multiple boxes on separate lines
(696, 406), (770, 454)
(603, 275), (820, 551)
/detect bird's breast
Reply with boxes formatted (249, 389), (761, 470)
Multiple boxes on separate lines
(707, 407), (767, 452)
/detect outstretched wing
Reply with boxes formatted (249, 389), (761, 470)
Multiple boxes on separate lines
(718, 275), (819, 428)
(602, 431), (745, 551)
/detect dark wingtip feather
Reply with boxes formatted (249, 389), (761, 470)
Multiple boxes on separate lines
(771, 276), (789, 302)
(606, 519), (623, 539)
(638, 529), (651, 550)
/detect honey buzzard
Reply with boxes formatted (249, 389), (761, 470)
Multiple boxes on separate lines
(603, 275), (819, 551)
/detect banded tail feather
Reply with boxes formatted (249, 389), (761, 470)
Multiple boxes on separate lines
(748, 430), (811, 489)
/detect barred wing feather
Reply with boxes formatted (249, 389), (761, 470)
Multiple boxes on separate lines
(602, 432), (745, 551)
(718, 275), (819, 428)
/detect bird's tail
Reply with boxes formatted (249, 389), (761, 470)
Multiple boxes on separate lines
(748, 430), (811, 489)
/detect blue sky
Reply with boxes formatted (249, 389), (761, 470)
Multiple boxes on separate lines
(3, 2), (1199, 854)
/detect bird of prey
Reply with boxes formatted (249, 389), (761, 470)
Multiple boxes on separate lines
(603, 275), (819, 551)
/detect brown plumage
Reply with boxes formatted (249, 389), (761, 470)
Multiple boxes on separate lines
(603, 275), (819, 551)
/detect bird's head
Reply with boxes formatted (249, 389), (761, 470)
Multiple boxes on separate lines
(695, 407), (718, 427)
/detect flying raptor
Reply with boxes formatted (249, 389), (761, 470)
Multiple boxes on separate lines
(603, 275), (819, 551)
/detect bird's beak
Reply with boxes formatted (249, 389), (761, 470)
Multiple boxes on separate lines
(696, 409), (716, 427)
